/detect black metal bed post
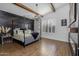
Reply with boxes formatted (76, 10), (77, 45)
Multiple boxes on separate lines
(11, 19), (14, 36)
(24, 17), (26, 48)
(78, 3), (79, 55)
(23, 30), (25, 48)
(11, 19), (14, 43)
(11, 18), (17, 43)
(78, 17), (79, 56)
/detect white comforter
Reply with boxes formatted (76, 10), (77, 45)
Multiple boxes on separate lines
(13, 29), (32, 41)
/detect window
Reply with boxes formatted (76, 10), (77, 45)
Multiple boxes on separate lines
(42, 19), (55, 33)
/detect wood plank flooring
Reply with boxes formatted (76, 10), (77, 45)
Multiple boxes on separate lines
(0, 38), (71, 56)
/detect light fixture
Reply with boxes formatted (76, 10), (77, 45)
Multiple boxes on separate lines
(36, 4), (38, 7)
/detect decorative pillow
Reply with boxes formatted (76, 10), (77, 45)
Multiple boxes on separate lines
(14, 28), (20, 34)
(17, 30), (23, 34)
(25, 30), (31, 34)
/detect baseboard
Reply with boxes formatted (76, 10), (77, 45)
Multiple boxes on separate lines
(41, 37), (68, 44)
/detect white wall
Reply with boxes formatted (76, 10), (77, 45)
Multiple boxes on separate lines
(41, 4), (70, 42)
(34, 18), (40, 33)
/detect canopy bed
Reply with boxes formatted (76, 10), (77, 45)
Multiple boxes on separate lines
(13, 28), (39, 47)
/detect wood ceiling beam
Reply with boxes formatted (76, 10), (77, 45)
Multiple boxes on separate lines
(50, 3), (55, 12)
(13, 3), (39, 15)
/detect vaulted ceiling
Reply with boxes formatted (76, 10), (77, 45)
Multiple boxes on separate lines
(0, 3), (67, 19)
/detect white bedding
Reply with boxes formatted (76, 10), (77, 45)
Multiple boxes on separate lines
(13, 29), (32, 42)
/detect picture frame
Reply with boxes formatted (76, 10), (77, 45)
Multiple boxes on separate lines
(61, 19), (67, 26)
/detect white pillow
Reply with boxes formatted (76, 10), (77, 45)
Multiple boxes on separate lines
(25, 30), (31, 34)
(17, 30), (23, 34)
(14, 28), (20, 34)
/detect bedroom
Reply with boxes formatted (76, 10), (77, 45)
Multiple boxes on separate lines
(0, 3), (78, 56)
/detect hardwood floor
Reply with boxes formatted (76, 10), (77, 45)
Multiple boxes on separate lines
(0, 38), (71, 56)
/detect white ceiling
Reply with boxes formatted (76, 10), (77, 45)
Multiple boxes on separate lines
(0, 3), (68, 19)
(23, 3), (52, 15)
(0, 3), (36, 19)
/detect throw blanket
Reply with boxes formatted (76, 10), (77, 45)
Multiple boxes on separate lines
(31, 32), (39, 39)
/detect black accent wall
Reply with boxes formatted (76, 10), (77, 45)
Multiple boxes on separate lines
(0, 10), (34, 31)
